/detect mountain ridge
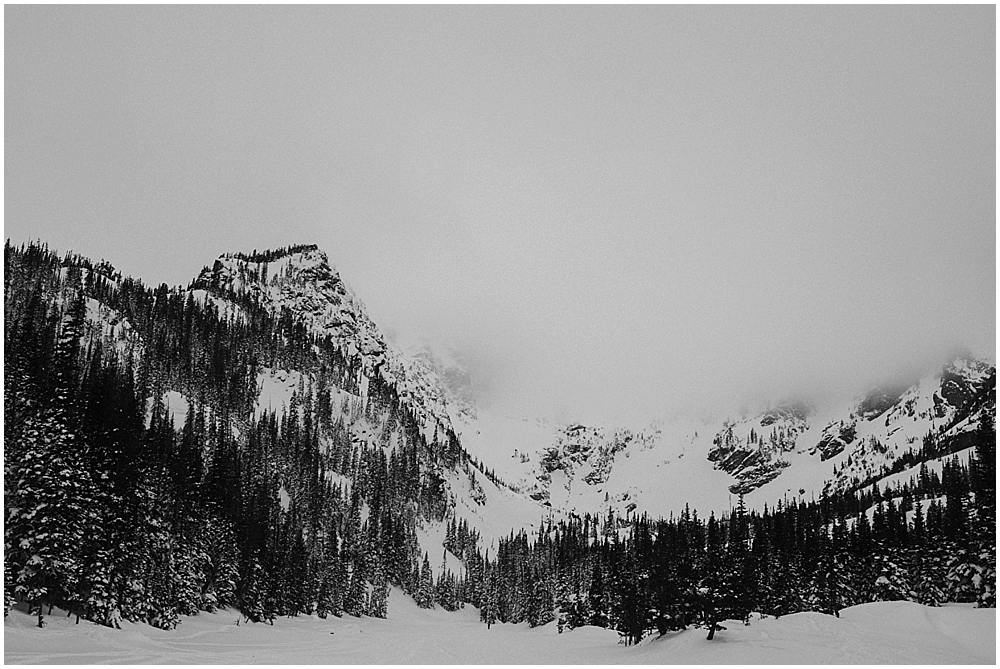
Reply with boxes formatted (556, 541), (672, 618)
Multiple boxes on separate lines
(126, 242), (1000, 521)
(4, 239), (995, 637)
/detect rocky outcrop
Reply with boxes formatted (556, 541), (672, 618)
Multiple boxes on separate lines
(811, 419), (857, 461)
(708, 404), (809, 495)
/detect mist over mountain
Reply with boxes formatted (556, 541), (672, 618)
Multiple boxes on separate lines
(6, 5), (994, 426)
(4, 5), (995, 658)
(4, 237), (995, 653)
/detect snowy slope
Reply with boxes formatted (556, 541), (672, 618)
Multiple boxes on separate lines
(5, 594), (993, 664)
(457, 410), (740, 518)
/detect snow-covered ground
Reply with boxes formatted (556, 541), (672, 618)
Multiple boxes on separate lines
(5, 591), (993, 664)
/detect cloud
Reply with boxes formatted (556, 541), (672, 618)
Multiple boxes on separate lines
(5, 6), (994, 422)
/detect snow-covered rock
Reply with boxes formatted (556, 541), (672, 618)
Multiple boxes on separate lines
(193, 246), (462, 439)
(458, 353), (994, 518)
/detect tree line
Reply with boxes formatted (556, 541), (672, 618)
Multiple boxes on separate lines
(467, 422), (994, 644)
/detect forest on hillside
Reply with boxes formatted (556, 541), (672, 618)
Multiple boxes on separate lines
(4, 241), (463, 630)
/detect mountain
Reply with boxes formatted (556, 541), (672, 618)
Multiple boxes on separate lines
(192, 246), (449, 432)
(3, 241), (548, 631)
(4, 239), (995, 641)
(186, 244), (994, 524)
(451, 353), (995, 519)
(188, 246), (548, 542)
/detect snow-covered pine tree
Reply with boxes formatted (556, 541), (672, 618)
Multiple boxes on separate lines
(872, 550), (912, 602)
(943, 547), (984, 604)
(414, 552), (435, 609)
(480, 563), (498, 628)
(238, 554), (272, 624)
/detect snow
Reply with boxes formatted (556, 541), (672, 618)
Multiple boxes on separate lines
(348, 418), (381, 449)
(455, 408), (556, 488)
(415, 522), (467, 577)
(80, 296), (145, 365)
(457, 409), (788, 519)
(598, 418), (742, 517)
(189, 289), (248, 324)
(5, 594), (993, 664)
(254, 368), (306, 418)
(162, 391), (190, 428)
(442, 464), (553, 551)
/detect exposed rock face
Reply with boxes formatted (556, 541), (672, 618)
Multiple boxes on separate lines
(811, 420), (857, 461)
(857, 383), (911, 421)
(194, 246), (461, 434)
(935, 357), (995, 426)
(725, 461), (790, 496)
(707, 429), (791, 495)
(523, 424), (658, 504)
(708, 404), (807, 495)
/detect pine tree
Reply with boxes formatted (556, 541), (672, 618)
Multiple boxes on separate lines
(239, 554), (272, 623)
(973, 412), (995, 521)
(872, 551), (911, 602)
(588, 563), (608, 627)
(415, 553), (435, 609)
(368, 562), (390, 619)
(480, 563), (499, 628)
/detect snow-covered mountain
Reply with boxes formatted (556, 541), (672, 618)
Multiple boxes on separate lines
(15, 242), (995, 551)
(188, 245), (551, 551)
(5, 240), (995, 638)
(446, 352), (994, 520)
(192, 246), (458, 436)
(188, 244), (995, 530)
(28, 243), (552, 563)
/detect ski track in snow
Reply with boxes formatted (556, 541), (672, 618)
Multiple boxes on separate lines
(5, 591), (994, 665)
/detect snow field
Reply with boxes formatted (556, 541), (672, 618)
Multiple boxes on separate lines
(255, 368), (307, 418)
(441, 462), (554, 551)
(5, 592), (993, 664)
(189, 289), (249, 324)
(415, 522), (467, 578)
(162, 390), (191, 428)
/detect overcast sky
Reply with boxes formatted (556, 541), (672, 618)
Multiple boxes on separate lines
(6, 5), (995, 422)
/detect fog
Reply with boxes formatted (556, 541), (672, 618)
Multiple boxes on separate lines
(6, 6), (995, 423)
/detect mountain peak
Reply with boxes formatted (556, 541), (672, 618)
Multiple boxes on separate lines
(193, 244), (386, 369)
(193, 244), (462, 436)
(220, 243), (321, 265)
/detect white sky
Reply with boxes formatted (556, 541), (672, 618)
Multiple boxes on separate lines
(6, 6), (995, 423)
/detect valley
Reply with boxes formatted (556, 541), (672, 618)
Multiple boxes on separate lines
(4, 240), (995, 656)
